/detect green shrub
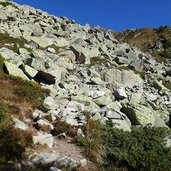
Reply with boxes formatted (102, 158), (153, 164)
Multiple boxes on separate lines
(160, 49), (171, 58)
(103, 125), (171, 171)
(0, 102), (32, 161)
(75, 119), (171, 171)
(0, 125), (32, 161)
(161, 38), (171, 49)
(14, 79), (49, 107)
(160, 37), (171, 58)
(0, 1), (17, 8)
(0, 102), (19, 122)
(158, 26), (169, 33)
(74, 114), (106, 164)
(0, 33), (29, 53)
(90, 57), (109, 65)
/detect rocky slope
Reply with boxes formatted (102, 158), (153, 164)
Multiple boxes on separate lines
(0, 0), (171, 170)
(114, 26), (171, 63)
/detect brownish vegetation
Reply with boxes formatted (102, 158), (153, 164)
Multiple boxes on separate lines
(0, 33), (31, 52)
(114, 26), (171, 62)
(0, 55), (49, 161)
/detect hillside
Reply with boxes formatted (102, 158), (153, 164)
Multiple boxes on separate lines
(114, 26), (171, 63)
(0, 0), (171, 171)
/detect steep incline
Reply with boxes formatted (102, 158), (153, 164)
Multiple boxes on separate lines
(0, 0), (171, 170)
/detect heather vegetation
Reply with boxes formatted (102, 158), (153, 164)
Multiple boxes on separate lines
(0, 101), (31, 161)
(0, 1), (171, 170)
(0, 1), (17, 8)
(160, 37), (171, 58)
(0, 55), (49, 162)
(116, 26), (171, 62)
(75, 117), (171, 171)
(0, 33), (30, 53)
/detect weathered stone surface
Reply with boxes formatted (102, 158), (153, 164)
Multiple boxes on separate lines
(0, 11), (7, 21)
(129, 59), (144, 72)
(12, 116), (29, 131)
(0, 2), (171, 167)
(93, 95), (113, 106)
(70, 45), (86, 64)
(114, 87), (128, 100)
(129, 92), (144, 105)
(4, 61), (29, 80)
(32, 24), (43, 36)
(32, 133), (54, 148)
(103, 68), (143, 88)
(20, 64), (38, 78)
(0, 47), (18, 60)
(37, 119), (54, 130)
(30, 36), (54, 48)
(43, 96), (56, 110)
(122, 104), (168, 127)
(112, 119), (131, 132)
(58, 50), (76, 63)
(105, 110), (121, 119)
(163, 135), (171, 148)
(32, 152), (59, 166)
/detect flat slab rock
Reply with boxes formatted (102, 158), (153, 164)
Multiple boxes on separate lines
(32, 133), (54, 148)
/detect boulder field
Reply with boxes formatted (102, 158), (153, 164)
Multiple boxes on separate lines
(0, 0), (171, 170)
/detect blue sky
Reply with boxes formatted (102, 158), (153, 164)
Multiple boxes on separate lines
(12, 0), (171, 31)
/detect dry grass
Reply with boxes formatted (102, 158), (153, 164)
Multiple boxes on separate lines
(0, 74), (39, 118)
(114, 27), (171, 63)
(74, 114), (106, 164)
(0, 33), (31, 52)
(0, 56), (49, 161)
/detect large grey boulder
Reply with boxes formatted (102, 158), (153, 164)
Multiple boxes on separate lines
(112, 119), (131, 132)
(93, 95), (113, 106)
(70, 45), (86, 64)
(70, 44), (99, 64)
(0, 47), (18, 60)
(122, 104), (169, 128)
(0, 11), (7, 21)
(30, 36), (54, 48)
(32, 152), (77, 169)
(32, 24), (43, 36)
(4, 61), (29, 80)
(32, 152), (59, 166)
(20, 64), (38, 78)
(103, 68), (143, 88)
(129, 92), (144, 105)
(43, 96), (57, 110)
(54, 38), (70, 47)
(105, 110), (122, 119)
(129, 59), (144, 72)
(58, 50), (76, 63)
